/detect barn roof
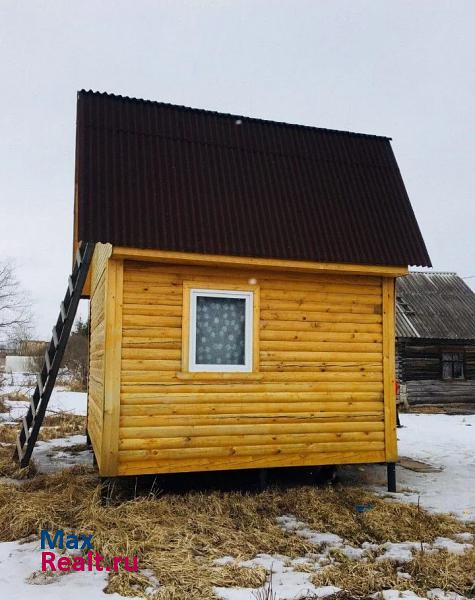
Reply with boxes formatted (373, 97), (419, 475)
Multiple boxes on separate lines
(396, 272), (475, 340)
(75, 90), (431, 267)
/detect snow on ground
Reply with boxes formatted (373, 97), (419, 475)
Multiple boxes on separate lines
(216, 413), (475, 599)
(340, 413), (475, 521)
(0, 387), (87, 421)
(394, 413), (475, 520)
(39, 389), (87, 416)
(4, 356), (32, 374)
(215, 553), (339, 600)
(0, 387), (473, 600)
(213, 515), (473, 600)
(0, 436), (93, 486)
(0, 540), (141, 600)
(33, 435), (93, 473)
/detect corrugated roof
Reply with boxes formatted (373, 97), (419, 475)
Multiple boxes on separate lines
(75, 90), (431, 267)
(396, 272), (475, 340)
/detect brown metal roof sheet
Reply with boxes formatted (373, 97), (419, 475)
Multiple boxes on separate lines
(75, 90), (431, 267)
(396, 273), (475, 340)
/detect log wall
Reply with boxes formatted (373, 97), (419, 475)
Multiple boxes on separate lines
(87, 243), (111, 466)
(111, 259), (393, 476)
(406, 380), (475, 405)
(397, 339), (475, 405)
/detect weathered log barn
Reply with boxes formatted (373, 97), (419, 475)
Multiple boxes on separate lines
(70, 90), (431, 485)
(396, 272), (475, 406)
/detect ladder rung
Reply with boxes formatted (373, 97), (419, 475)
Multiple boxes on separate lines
(22, 416), (30, 441)
(36, 373), (44, 396)
(16, 436), (24, 461)
(60, 301), (67, 321)
(44, 350), (51, 373)
(13, 242), (93, 468)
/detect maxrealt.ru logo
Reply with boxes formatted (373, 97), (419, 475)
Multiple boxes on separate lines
(40, 530), (138, 572)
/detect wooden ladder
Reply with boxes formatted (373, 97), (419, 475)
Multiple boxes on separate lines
(13, 242), (94, 468)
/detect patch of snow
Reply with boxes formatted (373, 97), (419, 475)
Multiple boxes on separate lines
(277, 515), (344, 549)
(214, 589), (256, 600)
(140, 568), (160, 595)
(213, 556), (236, 566)
(313, 586), (342, 598)
(362, 541), (380, 552)
(454, 532), (474, 543)
(4, 356), (33, 374)
(394, 414), (475, 521)
(290, 556), (312, 567)
(0, 540), (141, 600)
(427, 589), (465, 600)
(215, 553), (340, 600)
(2, 390), (87, 421)
(277, 514), (368, 564)
(340, 414), (475, 521)
(45, 390), (87, 415)
(275, 515), (308, 531)
(217, 512), (473, 600)
(432, 537), (473, 554)
(340, 545), (365, 560)
(298, 531), (343, 546)
(34, 435), (93, 473)
(375, 591), (427, 600)
(377, 542), (427, 563)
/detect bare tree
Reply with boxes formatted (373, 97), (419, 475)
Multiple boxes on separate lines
(0, 261), (34, 389)
(62, 317), (89, 391)
(0, 261), (31, 345)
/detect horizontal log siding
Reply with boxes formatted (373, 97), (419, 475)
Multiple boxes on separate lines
(118, 261), (385, 475)
(87, 244), (111, 467)
(406, 380), (475, 405)
(398, 340), (475, 383)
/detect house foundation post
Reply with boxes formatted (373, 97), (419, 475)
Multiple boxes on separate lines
(387, 463), (396, 492)
(259, 468), (268, 491)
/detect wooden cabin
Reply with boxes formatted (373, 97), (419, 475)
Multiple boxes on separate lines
(74, 91), (430, 482)
(396, 272), (475, 406)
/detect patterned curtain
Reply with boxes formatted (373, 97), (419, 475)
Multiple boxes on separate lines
(195, 296), (246, 365)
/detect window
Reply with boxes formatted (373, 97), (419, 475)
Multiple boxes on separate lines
(188, 289), (254, 372)
(441, 352), (464, 380)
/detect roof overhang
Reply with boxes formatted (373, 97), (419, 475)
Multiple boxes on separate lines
(111, 246), (409, 277)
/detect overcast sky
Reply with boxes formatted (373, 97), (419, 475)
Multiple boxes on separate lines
(0, 0), (474, 339)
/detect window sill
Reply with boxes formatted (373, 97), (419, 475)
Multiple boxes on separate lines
(176, 372), (264, 382)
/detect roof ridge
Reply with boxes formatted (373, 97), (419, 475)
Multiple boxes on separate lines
(78, 89), (392, 141)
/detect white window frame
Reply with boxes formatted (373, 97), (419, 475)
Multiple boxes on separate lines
(188, 288), (254, 372)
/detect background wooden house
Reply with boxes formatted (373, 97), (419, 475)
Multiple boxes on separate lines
(72, 91), (430, 484)
(396, 272), (475, 406)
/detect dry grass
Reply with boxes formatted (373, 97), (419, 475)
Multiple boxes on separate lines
(66, 379), (88, 393)
(0, 390), (30, 403)
(0, 447), (36, 479)
(0, 466), (473, 599)
(273, 485), (473, 546)
(0, 413), (84, 445)
(37, 412), (85, 440)
(0, 425), (17, 444)
(312, 550), (475, 598)
(48, 442), (89, 455)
